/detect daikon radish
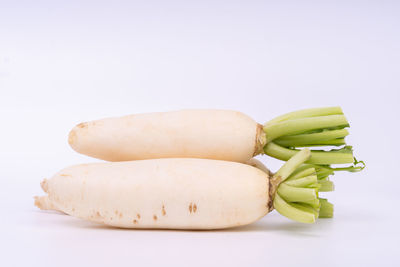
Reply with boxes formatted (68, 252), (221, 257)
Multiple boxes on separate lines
(68, 107), (364, 171)
(35, 150), (336, 229)
(69, 110), (262, 163)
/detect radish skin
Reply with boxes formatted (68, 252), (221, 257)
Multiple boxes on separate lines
(35, 158), (270, 229)
(68, 110), (265, 163)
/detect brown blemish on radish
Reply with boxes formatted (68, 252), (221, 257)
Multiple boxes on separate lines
(115, 210), (118, 215)
(77, 122), (87, 129)
(162, 205), (166, 216)
(153, 215), (158, 221)
(188, 202), (197, 213)
(119, 213), (123, 218)
(137, 214), (141, 219)
(254, 124), (266, 156)
(94, 211), (104, 219)
(267, 177), (276, 212)
(133, 219), (138, 224)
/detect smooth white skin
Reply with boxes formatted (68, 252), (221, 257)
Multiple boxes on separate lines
(68, 110), (261, 162)
(35, 158), (270, 229)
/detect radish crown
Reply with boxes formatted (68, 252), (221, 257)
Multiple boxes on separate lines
(271, 149), (339, 223)
(263, 107), (365, 170)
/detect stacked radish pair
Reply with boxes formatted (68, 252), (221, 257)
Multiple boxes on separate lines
(35, 107), (364, 229)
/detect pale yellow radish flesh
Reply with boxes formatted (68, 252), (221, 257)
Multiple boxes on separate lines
(68, 110), (265, 163)
(35, 158), (270, 229)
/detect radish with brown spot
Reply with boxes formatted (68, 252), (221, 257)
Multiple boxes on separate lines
(35, 150), (343, 229)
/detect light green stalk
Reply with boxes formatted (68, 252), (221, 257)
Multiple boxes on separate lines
(277, 184), (317, 202)
(274, 129), (349, 147)
(286, 166), (316, 180)
(271, 148), (311, 185)
(284, 175), (318, 187)
(264, 115), (349, 142)
(318, 179), (335, 192)
(319, 198), (334, 218)
(266, 107), (344, 125)
(291, 203), (319, 218)
(271, 149), (340, 223)
(274, 194), (316, 224)
(263, 107), (364, 223)
(264, 142), (355, 164)
(262, 106), (364, 170)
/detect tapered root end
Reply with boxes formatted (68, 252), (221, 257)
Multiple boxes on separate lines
(35, 179), (56, 211)
(34, 196), (53, 210)
(68, 129), (77, 146)
(68, 122), (88, 148)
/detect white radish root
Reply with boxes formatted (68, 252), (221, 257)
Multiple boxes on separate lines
(68, 110), (266, 163)
(35, 158), (270, 229)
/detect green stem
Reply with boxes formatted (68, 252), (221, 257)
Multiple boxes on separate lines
(291, 164), (334, 179)
(316, 168), (335, 178)
(319, 198), (334, 218)
(264, 142), (355, 164)
(302, 198), (321, 209)
(266, 106), (344, 125)
(271, 148), (311, 184)
(318, 179), (335, 192)
(275, 137), (346, 147)
(284, 175), (318, 187)
(264, 115), (349, 142)
(278, 184), (318, 202)
(274, 129), (349, 147)
(286, 166), (316, 181)
(264, 107), (364, 223)
(271, 149), (323, 223)
(290, 203), (319, 218)
(262, 106), (365, 172)
(273, 194), (316, 223)
(324, 158), (366, 172)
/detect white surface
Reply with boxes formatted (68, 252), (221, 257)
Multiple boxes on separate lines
(1, 1), (399, 266)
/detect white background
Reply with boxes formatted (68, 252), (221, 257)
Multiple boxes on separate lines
(1, 1), (399, 266)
